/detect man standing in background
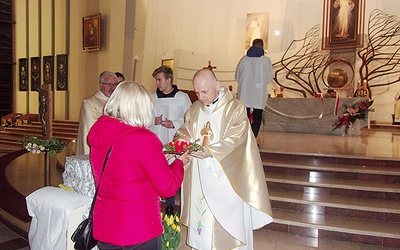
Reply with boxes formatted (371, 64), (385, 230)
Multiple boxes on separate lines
(75, 71), (118, 155)
(235, 38), (274, 140)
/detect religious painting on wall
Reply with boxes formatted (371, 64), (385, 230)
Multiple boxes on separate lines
(43, 56), (54, 90)
(56, 54), (68, 91)
(19, 58), (28, 91)
(322, 0), (365, 50)
(245, 13), (269, 51)
(31, 57), (41, 91)
(82, 13), (101, 51)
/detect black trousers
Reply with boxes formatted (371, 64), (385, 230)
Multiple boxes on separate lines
(98, 236), (162, 250)
(247, 107), (263, 138)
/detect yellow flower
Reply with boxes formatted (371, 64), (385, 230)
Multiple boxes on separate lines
(166, 241), (170, 247)
(176, 225), (181, 232)
(175, 216), (180, 223)
(167, 217), (173, 225)
(172, 224), (177, 230)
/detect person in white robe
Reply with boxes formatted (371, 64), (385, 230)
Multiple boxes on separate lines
(150, 66), (192, 145)
(177, 69), (273, 249)
(236, 38), (274, 139)
(149, 65), (192, 215)
(75, 71), (118, 156)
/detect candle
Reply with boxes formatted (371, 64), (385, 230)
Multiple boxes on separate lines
(175, 140), (183, 153)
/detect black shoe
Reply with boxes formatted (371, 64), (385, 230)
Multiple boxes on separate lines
(165, 205), (174, 215)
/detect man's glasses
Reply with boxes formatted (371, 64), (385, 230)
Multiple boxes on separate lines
(101, 82), (119, 87)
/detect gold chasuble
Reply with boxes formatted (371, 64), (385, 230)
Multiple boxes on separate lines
(177, 88), (273, 249)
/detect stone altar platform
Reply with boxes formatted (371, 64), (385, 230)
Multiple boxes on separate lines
(262, 97), (368, 135)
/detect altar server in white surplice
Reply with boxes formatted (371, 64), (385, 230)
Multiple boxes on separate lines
(150, 66), (192, 145)
(235, 38), (274, 139)
(177, 69), (273, 250)
(150, 65), (192, 216)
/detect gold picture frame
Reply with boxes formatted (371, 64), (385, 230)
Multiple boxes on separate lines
(322, 0), (365, 50)
(82, 14), (101, 51)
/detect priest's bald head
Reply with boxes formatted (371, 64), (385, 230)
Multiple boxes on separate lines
(193, 69), (221, 106)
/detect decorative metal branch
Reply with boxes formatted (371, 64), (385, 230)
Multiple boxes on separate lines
(357, 9), (400, 98)
(273, 25), (334, 97)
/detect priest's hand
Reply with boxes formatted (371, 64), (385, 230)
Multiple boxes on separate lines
(161, 118), (174, 129)
(190, 147), (212, 159)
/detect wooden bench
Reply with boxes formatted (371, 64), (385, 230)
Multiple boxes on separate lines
(16, 113), (39, 126)
(1, 112), (22, 127)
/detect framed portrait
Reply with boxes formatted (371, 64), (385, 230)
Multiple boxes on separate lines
(162, 59), (174, 68)
(56, 54), (68, 91)
(322, 0), (365, 50)
(19, 58), (28, 91)
(245, 13), (269, 51)
(43, 56), (54, 90)
(82, 13), (101, 51)
(31, 57), (41, 91)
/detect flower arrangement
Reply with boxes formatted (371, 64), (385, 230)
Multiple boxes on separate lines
(161, 213), (181, 250)
(332, 100), (374, 134)
(20, 135), (68, 156)
(163, 138), (203, 153)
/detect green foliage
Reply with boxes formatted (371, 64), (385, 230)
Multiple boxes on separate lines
(20, 135), (68, 156)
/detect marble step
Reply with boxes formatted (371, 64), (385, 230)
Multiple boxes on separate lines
(269, 208), (400, 247)
(269, 189), (400, 214)
(266, 172), (400, 193)
(263, 158), (400, 176)
(269, 189), (400, 223)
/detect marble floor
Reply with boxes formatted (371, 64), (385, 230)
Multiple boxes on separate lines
(0, 128), (400, 249)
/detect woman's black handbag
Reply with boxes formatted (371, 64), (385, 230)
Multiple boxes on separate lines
(71, 218), (96, 250)
(71, 147), (112, 250)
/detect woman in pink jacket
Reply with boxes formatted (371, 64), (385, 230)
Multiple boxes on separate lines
(88, 81), (189, 249)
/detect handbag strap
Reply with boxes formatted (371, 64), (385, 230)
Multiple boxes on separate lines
(88, 146), (113, 218)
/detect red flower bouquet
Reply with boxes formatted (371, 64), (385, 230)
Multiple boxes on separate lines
(332, 100), (374, 134)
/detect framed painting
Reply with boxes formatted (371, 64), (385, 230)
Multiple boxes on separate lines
(31, 57), (41, 91)
(245, 13), (269, 51)
(322, 0), (365, 50)
(43, 55), (54, 90)
(162, 59), (174, 68)
(82, 13), (101, 51)
(56, 54), (68, 91)
(19, 58), (28, 91)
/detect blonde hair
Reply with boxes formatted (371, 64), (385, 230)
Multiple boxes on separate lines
(104, 81), (154, 128)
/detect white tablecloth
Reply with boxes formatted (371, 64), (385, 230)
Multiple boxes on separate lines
(62, 155), (95, 197)
(26, 186), (92, 250)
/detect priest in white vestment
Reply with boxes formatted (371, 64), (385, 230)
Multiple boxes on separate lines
(75, 71), (118, 156)
(177, 69), (273, 249)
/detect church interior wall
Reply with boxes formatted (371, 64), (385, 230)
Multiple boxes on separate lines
(11, 0), (400, 123)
